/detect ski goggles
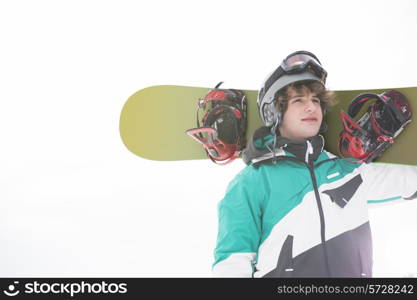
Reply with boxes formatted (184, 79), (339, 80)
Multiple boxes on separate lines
(280, 51), (327, 83)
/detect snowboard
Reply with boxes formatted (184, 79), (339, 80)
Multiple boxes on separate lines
(119, 85), (417, 165)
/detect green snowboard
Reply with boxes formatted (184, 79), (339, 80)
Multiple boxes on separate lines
(119, 85), (417, 165)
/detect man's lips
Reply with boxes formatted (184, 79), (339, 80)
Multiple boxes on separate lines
(302, 117), (318, 121)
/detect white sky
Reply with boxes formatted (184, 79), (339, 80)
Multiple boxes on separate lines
(0, 0), (416, 277)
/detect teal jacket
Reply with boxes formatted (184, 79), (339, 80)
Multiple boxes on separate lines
(213, 127), (417, 277)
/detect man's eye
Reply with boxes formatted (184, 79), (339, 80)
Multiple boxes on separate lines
(313, 99), (320, 103)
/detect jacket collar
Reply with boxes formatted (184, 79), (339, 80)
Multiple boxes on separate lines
(242, 126), (325, 166)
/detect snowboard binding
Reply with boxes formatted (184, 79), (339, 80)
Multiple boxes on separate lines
(186, 82), (247, 165)
(338, 90), (412, 163)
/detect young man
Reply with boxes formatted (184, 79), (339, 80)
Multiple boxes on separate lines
(212, 51), (417, 277)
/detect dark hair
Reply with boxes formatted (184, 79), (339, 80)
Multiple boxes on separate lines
(275, 81), (337, 114)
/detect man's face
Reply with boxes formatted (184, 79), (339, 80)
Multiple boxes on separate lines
(278, 87), (323, 141)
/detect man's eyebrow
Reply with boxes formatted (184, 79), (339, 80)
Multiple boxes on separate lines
(289, 94), (304, 98)
(289, 94), (319, 99)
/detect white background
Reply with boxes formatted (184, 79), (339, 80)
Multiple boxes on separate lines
(0, 0), (416, 277)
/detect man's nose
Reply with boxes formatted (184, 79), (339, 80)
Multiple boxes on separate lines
(304, 100), (316, 112)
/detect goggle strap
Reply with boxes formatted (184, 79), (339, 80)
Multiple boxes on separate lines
(261, 67), (286, 101)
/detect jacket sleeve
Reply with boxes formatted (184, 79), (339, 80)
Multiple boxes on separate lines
(212, 167), (263, 277)
(360, 162), (417, 207)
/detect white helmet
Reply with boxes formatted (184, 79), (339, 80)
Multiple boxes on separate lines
(257, 50), (327, 127)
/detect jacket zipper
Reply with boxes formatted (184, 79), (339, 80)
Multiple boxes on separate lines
(303, 140), (331, 276)
(305, 140), (331, 275)
(307, 163), (332, 277)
